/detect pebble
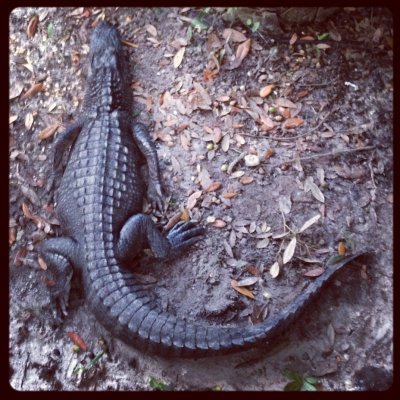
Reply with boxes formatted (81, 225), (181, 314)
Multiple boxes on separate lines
(244, 154), (260, 167)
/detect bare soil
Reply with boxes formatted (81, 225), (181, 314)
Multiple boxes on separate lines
(9, 7), (393, 391)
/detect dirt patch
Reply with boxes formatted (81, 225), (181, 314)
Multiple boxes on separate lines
(9, 7), (392, 391)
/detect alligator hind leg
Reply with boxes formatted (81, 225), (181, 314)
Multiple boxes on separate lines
(40, 237), (78, 320)
(117, 214), (204, 264)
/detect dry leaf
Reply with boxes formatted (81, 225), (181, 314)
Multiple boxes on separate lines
(173, 47), (185, 68)
(121, 39), (139, 48)
(25, 113), (34, 130)
(298, 214), (321, 233)
(259, 84), (274, 98)
(181, 208), (190, 222)
(212, 219), (227, 228)
(303, 267), (325, 277)
(338, 240), (346, 256)
(300, 35), (314, 41)
(221, 134), (230, 152)
(222, 191), (237, 199)
(289, 32), (298, 45)
(239, 176), (254, 185)
(164, 211), (183, 230)
(263, 148), (274, 160)
(223, 28), (247, 43)
(203, 68), (218, 81)
(236, 277), (258, 287)
(205, 181), (222, 193)
(38, 256), (47, 270)
(27, 15), (39, 39)
(283, 117), (304, 129)
(316, 43), (331, 50)
(256, 239), (269, 249)
(304, 177), (325, 203)
(270, 261), (280, 278)
(66, 332), (88, 351)
(37, 123), (60, 140)
(187, 190), (202, 209)
(283, 237), (297, 264)
(231, 280), (255, 299)
(276, 98), (297, 108)
(9, 227), (16, 246)
(180, 133), (191, 150)
(21, 82), (44, 99)
(9, 115), (18, 124)
(146, 24), (157, 37)
(236, 38), (251, 61)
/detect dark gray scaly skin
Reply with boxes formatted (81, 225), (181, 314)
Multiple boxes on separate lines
(40, 21), (365, 358)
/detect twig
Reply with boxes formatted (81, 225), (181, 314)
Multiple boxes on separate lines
(269, 145), (376, 168)
(227, 151), (246, 174)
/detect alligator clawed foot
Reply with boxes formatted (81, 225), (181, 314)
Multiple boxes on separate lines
(167, 221), (205, 256)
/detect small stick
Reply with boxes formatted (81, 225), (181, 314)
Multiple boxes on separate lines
(269, 145), (376, 168)
(227, 151), (246, 174)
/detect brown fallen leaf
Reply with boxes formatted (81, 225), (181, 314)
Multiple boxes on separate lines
(222, 191), (237, 199)
(239, 176), (254, 185)
(300, 35), (314, 41)
(259, 84), (274, 98)
(289, 32), (298, 45)
(164, 211), (183, 231)
(203, 68), (218, 81)
(121, 39), (139, 48)
(9, 227), (16, 246)
(263, 148), (275, 160)
(187, 190), (202, 210)
(236, 38), (251, 62)
(205, 181), (222, 193)
(338, 240), (346, 256)
(226, 39), (251, 70)
(282, 117), (304, 129)
(145, 24), (158, 37)
(14, 246), (27, 267)
(303, 267), (325, 277)
(180, 208), (190, 222)
(38, 256), (47, 270)
(223, 28), (247, 43)
(173, 47), (185, 68)
(37, 123), (61, 141)
(231, 279), (255, 300)
(21, 82), (44, 100)
(212, 219), (227, 228)
(66, 332), (88, 351)
(27, 15), (39, 39)
(22, 202), (50, 231)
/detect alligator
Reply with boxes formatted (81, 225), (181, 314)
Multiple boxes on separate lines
(40, 21), (365, 358)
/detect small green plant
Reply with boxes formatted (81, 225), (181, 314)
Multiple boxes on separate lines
(191, 8), (210, 31)
(317, 32), (330, 40)
(72, 351), (105, 375)
(246, 18), (260, 33)
(149, 377), (169, 391)
(282, 369), (319, 391)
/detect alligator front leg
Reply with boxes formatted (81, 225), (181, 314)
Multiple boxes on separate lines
(40, 237), (78, 320)
(131, 122), (164, 212)
(117, 214), (204, 264)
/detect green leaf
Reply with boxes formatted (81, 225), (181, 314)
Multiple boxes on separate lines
(186, 26), (192, 41)
(304, 376), (318, 384)
(246, 18), (252, 26)
(317, 32), (329, 40)
(282, 369), (301, 381)
(47, 22), (54, 39)
(251, 21), (260, 32)
(284, 381), (303, 391)
(302, 381), (317, 391)
(191, 18), (207, 31)
(149, 377), (168, 391)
